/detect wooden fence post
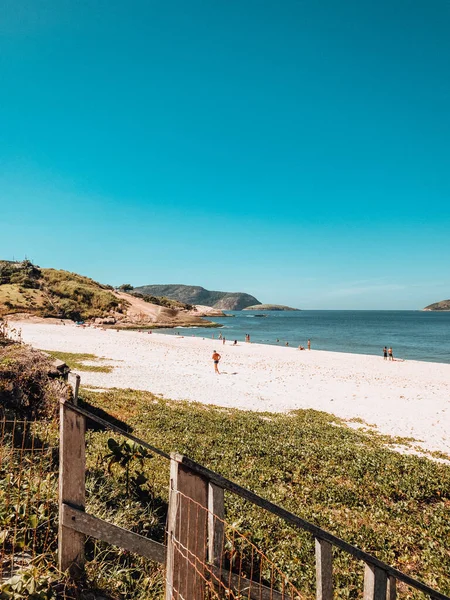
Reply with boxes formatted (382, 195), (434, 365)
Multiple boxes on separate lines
(363, 563), (387, 600)
(315, 538), (333, 600)
(208, 482), (224, 566)
(387, 576), (397, 600)
(68, 372), (81, 405)
(58, 399), (86, 577)
(165, 453), (209, 600)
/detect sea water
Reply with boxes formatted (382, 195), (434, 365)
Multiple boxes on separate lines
(161, 310), (450, 364)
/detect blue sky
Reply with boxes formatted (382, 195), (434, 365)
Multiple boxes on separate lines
(1, 0), (449, 309)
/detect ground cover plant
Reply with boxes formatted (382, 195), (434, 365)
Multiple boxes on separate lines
(81, 388), (450, 599)
(44, 351), (114, 373)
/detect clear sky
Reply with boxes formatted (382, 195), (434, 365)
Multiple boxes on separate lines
(1, 0), (449, 309)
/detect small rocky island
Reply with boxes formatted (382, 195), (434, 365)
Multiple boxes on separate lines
(423, 299), (450, 311)
(243, 304), (300, 311)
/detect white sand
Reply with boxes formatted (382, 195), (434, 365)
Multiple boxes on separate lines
(14, 322), (450, 456)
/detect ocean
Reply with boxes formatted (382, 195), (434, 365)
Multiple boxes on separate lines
(161, 310), (450, 364)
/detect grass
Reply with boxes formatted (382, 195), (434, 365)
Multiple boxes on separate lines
(79, 388), (450, 599)
(45, 350), (114, 373)
(0, 284), (46, 315)
(0, 264), (121, 320)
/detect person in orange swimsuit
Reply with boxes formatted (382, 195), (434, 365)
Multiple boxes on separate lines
(212, 351), (221, 374)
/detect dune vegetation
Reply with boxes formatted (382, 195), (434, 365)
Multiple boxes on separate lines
(1, 331), (449, 599)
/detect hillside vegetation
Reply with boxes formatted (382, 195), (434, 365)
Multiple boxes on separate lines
(134, 283), (261, 310)
(0, 260), (120, 321)
(424, 299), (450, 311)
(0, 261), (200, 325)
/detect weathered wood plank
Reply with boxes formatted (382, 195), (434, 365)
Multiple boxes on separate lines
(208, 482), (224, 566)
(58, 399), (86, 576)
(62, 504), (165, 564)
(315, 538), (333, 600)
(211, 566), (288, 600)
(364, 563), (388, 600)
(68, 372), (81, 404)
(387, 576), (397, 600)
(166, 454), (208, 600)
(165, 457), (180, 600)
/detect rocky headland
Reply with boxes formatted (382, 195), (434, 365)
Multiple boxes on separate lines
(243, 304), (300, 311)
(134, 284), (261, 310)
(423, 299), (450, 311)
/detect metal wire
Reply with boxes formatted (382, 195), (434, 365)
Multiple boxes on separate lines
(0, 419), (58, 582)
(167, 489), (304, 600)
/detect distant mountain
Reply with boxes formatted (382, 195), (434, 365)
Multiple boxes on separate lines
(134, 284), (261, 310)
(243, 304), (300, 311)
(423, 299), (450, 311)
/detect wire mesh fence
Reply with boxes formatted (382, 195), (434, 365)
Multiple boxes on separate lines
(0, 418), (59, 585)
(0, 407), (446, 600)
(168, 489), (304, 600)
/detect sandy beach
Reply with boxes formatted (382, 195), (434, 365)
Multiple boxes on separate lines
(13, 321), (450, 457)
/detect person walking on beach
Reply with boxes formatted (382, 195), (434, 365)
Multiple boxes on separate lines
(307, 339), (311, 350)
(383, 346), (388, 360)
(222, 336), (226, 345)
(212, 350), (221, 374)
(388, 347), (393, 361)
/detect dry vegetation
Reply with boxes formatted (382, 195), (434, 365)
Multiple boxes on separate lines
(0, 338), (69, 420)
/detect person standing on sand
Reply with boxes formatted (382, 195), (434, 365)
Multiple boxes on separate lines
(383, 346), (388, 360)
(212, 350), (221, 374)
(388, 347), (393, 361)
(307, 339), (311, 350)
(222, 336), (226, 345)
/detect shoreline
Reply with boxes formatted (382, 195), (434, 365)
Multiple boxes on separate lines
(164, 325), (450, 366)
(11, 321), (450, 457)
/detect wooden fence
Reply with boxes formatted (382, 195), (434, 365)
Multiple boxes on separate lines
(58, 398), (450, 600)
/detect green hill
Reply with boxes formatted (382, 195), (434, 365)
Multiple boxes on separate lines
(424, 299), (450, 311)
(0, 260), (121, 321)
(134, 284), (261, 310)
(0, 261), (210, 325)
